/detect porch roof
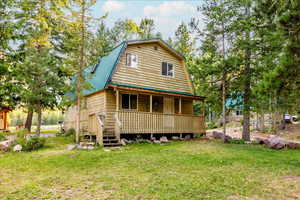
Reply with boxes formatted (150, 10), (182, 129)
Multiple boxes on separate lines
(108, 82), (205, 100)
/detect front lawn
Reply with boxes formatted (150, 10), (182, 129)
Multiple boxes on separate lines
(1, 137), (300, 200)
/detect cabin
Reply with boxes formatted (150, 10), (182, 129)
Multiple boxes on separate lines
(0, 108), (10, 131)
(64, 39), (205, 146)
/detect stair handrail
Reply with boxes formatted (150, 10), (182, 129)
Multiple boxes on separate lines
(96, 113), (105, 145)
(114, 112), (122, 141)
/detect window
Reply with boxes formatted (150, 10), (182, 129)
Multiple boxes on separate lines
(236, 110), (243, 116)
(126, 53), (138, 68)
(122, 94), (137, 110)
(161, 62), (174, 77)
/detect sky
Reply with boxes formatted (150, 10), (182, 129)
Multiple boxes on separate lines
(91, 0), (204, 39)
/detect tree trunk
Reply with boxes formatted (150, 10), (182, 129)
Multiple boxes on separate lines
(242, 5), (251, 141)
(36, 102), (42, 136)
(24, 108), (33, 132)
(76, 0), (86, 144)
(222, 75), (226, 138)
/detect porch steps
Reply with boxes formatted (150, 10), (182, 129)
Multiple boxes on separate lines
(103, 128), (121, 147)
(103, 136), (121, 147)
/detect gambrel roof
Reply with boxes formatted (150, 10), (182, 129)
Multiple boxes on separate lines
(80, 38), (203, 99)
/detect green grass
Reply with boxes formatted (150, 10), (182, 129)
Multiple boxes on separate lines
(1, 138), (300, 200)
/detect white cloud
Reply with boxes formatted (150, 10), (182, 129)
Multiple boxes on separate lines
(102, 0), (124, 13)
(144, 1), (196, 17)
(142, 1), (200, 38)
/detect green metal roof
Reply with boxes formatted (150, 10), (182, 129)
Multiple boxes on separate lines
(82, 41), (126, 96)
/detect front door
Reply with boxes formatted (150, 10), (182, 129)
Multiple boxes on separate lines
(163, 96), (174, 130)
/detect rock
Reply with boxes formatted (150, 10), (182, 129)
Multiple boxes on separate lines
(67, 144), (77, 150)
(0, 140), (12, 152)
(104, 148), (111, 152)
(160, 136), (169, 143)
(153, 140), (161, 144)
(184, 135), (191, 140)
(150, 136), (156, 141)
(171, 136), (180, 141)
(265, 137), (287, 149)
(255, 137), (267, 144)
(13, 144), (22, 152)
(287, 141), (300, 149)
(212, 131), (224, 139)
(87, 146), (94, 150)
(120, 139), (127, 146)
(244, 141), (252, 145)
(111, 147), (121, 151)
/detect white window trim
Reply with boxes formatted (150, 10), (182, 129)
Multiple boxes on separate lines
(161, 61), (175, 78)
(126, 53), (138, 68)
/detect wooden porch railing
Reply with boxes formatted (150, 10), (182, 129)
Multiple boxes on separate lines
(115, 111), (205, 134)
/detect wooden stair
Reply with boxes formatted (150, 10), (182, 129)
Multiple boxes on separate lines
(103, 128), (121, 147)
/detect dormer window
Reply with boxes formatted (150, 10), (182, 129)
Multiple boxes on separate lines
(126, 53), (138, 68)
(161, 62), (174, 77)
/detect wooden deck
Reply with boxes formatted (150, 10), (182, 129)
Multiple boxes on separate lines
(115, 111), (205, 134)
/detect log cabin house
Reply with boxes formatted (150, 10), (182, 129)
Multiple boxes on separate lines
(0, 108), (10, 131)
(64, 39), (205, 146)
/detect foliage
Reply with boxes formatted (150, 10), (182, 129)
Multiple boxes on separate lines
(228, 138), (246, 144)
(207, 122), (219, 130)
(64, 128), (76, 137)
(15, 136), (46, 152)
(0, 132), (6, 141)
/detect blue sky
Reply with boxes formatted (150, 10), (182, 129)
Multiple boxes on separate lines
(91, 0), (204, 39)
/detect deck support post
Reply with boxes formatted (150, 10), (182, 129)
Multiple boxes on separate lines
(150, 95), (153, 113)
(116, 89), (119, 111)
(179, 97), (182, 114)
(180, 133), (182, 139)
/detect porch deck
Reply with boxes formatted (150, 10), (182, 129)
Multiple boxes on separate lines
(115, 110), (205, 135)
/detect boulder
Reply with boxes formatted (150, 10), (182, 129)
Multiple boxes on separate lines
(104, 148), (111, 152)
(265, 137), (287, 149)
(212, 131), (225, 140)
(120, 139), (127, 146)
(287, 141), (300, 149)
(255, 137), (267, 144)
(244, 141), (252, 145)
(66, 144), (77, 150)
(0, 140), (12, 152)
(13, 144), (22, 152)
(160, 136), (169, 143)
(153, 140), (161, 144)
(171, 136), (180, 141)
(184, 135), (191, 140)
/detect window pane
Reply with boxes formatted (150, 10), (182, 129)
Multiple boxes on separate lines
(130, 95), (137, 109)
(122, 94), (130, 109)
(131, 54), (138, 67)
(168, 63), (173, 77)
(162, 62), (168, 76)
(126, 53), (131, 66)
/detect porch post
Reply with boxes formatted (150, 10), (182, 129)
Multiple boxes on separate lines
(179, 97), (182, 114)
(150, 95), (153, 113)
(116, 89), (119, 111)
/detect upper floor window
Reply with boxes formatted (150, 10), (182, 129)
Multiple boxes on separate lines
(161, 62), (174, 77)
(126, 53), (138, 68)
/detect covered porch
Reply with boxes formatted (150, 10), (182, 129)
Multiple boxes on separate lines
(109, 84), (205, 137)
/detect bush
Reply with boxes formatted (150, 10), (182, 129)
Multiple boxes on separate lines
(15, 136), (46, 152)
(207, 122), (218, 129)
(0, 132), (6, 141)
(64, 128), (76, 137)
(228, 138), (246, 144)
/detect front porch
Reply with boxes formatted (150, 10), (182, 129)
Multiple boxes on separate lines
(116, 110), (205, 134)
